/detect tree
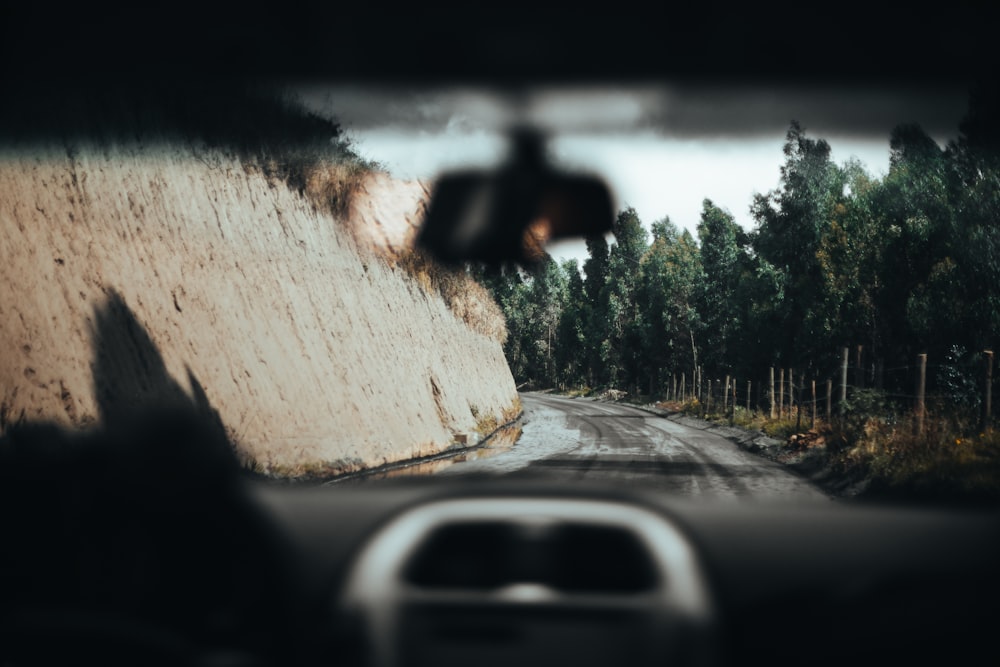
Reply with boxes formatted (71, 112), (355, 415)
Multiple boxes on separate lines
(876, 123), (955, 363)
(638, 218), (702, 392)
(525, 256), (568, 387)
(599, 208), (648, 390)
(696, 199), (743, 373)
(750, 121), (845, 367)
(477, 87), (1000, 406)
(814, 158), (884, 367)
(948, 80), (1000, 352)
(555, 259), (587, 388)
(582, 234), (610, 385)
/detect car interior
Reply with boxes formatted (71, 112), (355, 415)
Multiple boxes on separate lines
(2, 5), (999, 667)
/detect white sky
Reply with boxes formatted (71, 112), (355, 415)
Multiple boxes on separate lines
(298, 85), (967, 265)
(347, 127), (894, 264)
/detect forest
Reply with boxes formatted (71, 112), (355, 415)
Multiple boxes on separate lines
(477, 83), (1000, 426)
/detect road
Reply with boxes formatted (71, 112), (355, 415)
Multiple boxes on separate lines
(439, 392), (826, 501)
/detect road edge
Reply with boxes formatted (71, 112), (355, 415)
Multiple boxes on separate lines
(576, 396), (848, 499)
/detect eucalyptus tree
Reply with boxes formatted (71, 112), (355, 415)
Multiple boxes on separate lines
(874, 123), (955, 365)
(599, 208), (648, 391)
(696, 199), (744, 373)
(638, 218), (702, 392)
(582, 234), (610, 385)
(947, 81), (1000, 352)
(750, 121), (846, 368)
(555, 259), (588, 388)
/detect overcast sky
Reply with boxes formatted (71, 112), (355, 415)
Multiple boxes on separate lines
(295, 84), (970, 264)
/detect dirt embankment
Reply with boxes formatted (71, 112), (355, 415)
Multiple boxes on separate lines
(0, 143), (518, 477)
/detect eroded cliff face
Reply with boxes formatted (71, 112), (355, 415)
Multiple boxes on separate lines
(0, 143), (518, 476)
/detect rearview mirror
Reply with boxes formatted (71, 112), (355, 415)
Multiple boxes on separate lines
(416, 129), (614, 265)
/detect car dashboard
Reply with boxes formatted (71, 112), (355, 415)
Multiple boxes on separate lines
(1, 419), (999, 667)
(253, 478), (1000, 667)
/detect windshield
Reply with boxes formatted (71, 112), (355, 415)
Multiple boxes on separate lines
(5, 11), (1000, 667)
(1, 78), (998, 506)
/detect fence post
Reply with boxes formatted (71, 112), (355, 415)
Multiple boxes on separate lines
(681, 373), (686, 402)
(731, 379), (737, 423)
(983, 350), (994, 432)
(769, 367), (776, 419)
(747, 380), (751, 413)
(789, 367), (795, 417)
(826, 379), (832, 421)
(778, 368), (785, 419)
(795, 377), (803, 432)
(811, 379), (816, 429)
(915, 353), (927, 436)
(723, 374), (730, 413)
(840, 347), (849, 415)
(855, 345), (864, 389)
(705, 379), (712, 417)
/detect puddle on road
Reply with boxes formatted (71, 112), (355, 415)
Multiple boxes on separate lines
(341, 424), (522, 482)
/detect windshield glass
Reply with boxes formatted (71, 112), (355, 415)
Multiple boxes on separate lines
(1, 75), (998, 506)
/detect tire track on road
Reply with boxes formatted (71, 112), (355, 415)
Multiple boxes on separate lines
(441, 394), (826, 501)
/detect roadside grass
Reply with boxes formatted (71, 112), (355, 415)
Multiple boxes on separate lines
(472, 397), (524, 437)
(626, 390), (1000, 504)
(504, 396), (523, 423)
(473, 411), (500, 437)
(830, 411), (1000, 503)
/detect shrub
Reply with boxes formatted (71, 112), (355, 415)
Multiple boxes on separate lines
(760, 417), (802, 440)
(827, 389), (896, 453)
(834, 413), (1000, 502)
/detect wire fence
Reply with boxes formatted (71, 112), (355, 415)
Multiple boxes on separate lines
(663, 346), (996, 431)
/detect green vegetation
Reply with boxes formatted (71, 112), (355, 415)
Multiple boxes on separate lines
(665, 392), (1000, 502)
(478, 83), (1000, 502)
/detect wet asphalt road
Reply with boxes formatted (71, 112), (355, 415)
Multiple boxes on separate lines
(440, 393), (826, 501)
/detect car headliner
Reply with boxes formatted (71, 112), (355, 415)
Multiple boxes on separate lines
(3, 5), (997, 87)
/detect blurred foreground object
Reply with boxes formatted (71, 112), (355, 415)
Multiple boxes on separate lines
(417, 128), (614, 265)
